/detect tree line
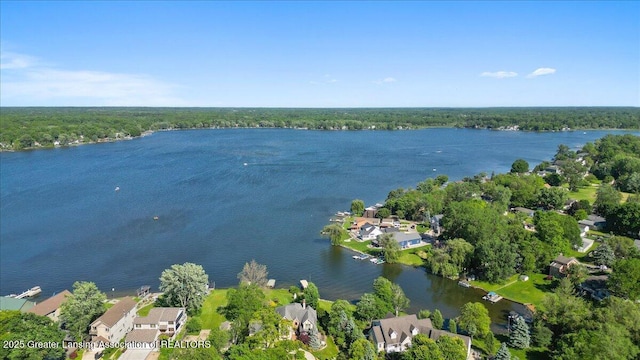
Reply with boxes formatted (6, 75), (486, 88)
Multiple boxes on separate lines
(2, 107), (639, 150)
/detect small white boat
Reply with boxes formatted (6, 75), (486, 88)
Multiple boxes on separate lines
(115, 186), (120, 191)
(432, 168), (436, 171)
(243, 163), (248, 166)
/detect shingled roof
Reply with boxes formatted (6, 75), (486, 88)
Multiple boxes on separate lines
(28, 290), (72, 317)
(275, 302), (317, 328)
(92, 297), (137, 327)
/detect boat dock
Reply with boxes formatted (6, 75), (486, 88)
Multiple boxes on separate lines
(266, 279), (276, 288)
(14, 286), (42, 299)
(482, 291), (503, 303)
(300, 280), (308, 289)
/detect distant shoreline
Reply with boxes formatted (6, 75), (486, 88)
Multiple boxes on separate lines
(2, 126), (638, 153)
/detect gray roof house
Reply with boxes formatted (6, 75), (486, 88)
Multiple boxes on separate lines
(369, 314), (470, 356)
(549, 255), (579, 278)
(276, 301), (317, 334)
(391, 232), (422, 249)
(125, 307), (187, 349)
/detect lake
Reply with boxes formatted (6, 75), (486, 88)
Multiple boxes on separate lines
(1, 128), (637, 329)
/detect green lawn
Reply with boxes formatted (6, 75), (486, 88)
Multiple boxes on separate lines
(340, 238), (429, 267)
(190, 289), (229, 330)
(471, 273), (552, 308)
(264, 288), (294, 307)
(190, 288), (295, 331)
(568, 184), (599, 202)
(312, 334), (339, 360)
(137, 303), (154, 316)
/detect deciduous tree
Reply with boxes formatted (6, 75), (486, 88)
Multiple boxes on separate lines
(378, 233), (401, 264)
(458, 302), (491, 338)
(608, 258), (640, 300)
(322, 224), (344, 246)
(237, 259), (268, 287)
(351, 199), (365, 216)
(159, 262), (209, 314)
(60, 281), (107, 341)
(511, 159), (529, 174)
(391, 283), (410, 317)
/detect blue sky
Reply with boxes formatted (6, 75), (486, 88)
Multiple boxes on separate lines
(1, 1), (638, 107)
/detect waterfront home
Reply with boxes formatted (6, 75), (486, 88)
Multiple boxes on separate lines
(90, 297), (136, 345)
(275, 301), (317, 338)
(363, 206), (379, 218)
(0, 296), (35, 312)
(125, 307), (187, 349)
(360, 222), (383, 240)
(392, 232), (423, 249)
(369, 314), (470, 356)
(27, 289), (72, 322)
(549, 255), (579, 278)
(351, 217), (380, 230)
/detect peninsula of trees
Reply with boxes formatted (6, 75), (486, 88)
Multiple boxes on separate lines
(2, 107), (639, 150)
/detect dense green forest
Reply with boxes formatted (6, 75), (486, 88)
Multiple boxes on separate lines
(1, 107), (638, 151)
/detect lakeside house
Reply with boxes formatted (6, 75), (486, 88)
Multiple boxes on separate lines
(275, 301), (318, 339)
(27, 289), (72, 322)
(549, 255), (579, 278)
(351, 217), (380, 230)
(391, 232), (423, 249)
(579, 215), (607, 231)
(90, 297), (137, 345)
(369, 314), (471, 357)
(360, 222), (383, 240)
(125, 307), (187, 349)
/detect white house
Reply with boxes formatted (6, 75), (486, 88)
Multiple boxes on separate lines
(359, 222), (383, 241)
(125, 307), (187, 349)
(90, 297), (137, 345)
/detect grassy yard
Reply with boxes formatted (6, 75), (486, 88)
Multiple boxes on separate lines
(137, 303), (154, 316)
(340, 238), (429, 267)
(190, 289), (229, 330)
(312, 335), (339, 360)
(470, 273), (552, 308)
(568, 184), (599, 202)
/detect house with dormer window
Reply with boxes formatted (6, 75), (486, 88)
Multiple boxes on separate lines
(369, 314), (471, 356)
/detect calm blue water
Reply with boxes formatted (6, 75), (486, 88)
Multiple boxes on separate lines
(2, 128), (637, 326)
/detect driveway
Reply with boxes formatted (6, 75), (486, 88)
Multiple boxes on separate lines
(118, 349), (152, 360)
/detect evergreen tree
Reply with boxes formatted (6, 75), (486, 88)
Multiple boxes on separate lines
(431, 309), (444, 329)
(495, 343), (511, 360)
(509, 316), (530, 349)
(485, 331), (499, 355)
(308, 327), (322, 350)
(448, 319), (457, 334)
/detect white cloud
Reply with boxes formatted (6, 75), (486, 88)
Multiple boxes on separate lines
(527, 67), (556, 78)
(480, 71), (518, 78)
(0, 51), (190, 106)
(0, 51), (37, 69)
(373, 77), (397, 85)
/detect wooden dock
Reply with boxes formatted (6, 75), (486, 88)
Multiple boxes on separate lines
(266, 279), (276, 288)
